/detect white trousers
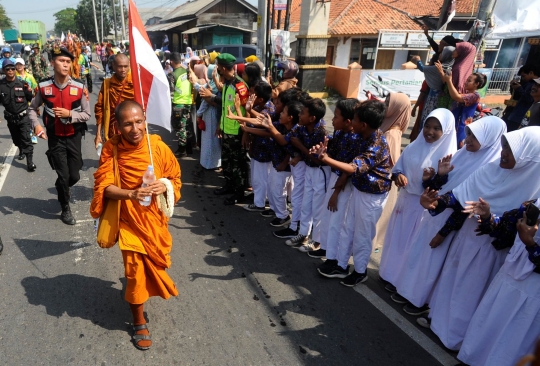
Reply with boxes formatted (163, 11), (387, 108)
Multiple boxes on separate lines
(299, 165), (331, 242)
(320, 173), (353, 257)
(268, 168), (293, 219)
(289, 161), (306, 231)
(251, 160), (271, 208)
(337, 189), (388, 273)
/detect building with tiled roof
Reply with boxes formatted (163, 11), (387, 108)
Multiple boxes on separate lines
(284, 0), (477, 69)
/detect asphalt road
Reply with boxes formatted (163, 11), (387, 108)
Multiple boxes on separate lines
(0, 73), (452, 365)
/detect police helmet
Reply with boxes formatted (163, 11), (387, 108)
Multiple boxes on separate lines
(2, 47), (11, 55)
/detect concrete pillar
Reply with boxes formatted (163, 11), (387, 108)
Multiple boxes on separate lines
(295, 0), (331, 92)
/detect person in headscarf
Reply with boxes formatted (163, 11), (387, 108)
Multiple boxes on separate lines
(412, 46), (456, 128)
(392, 117), (507, 316)
(438, 41), (477, 109)
(379, 109), (457, 290)
(457, 196), (540, 365)
(373, 92), (412, 253)
(437, 63), (487, 148)
(380, 92), (412, 167)
(418, 127), (540, 351)
(196, 64), (221, 170)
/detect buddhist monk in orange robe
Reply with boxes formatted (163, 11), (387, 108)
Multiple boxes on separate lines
(90, 100), (181, 350)
(94, 53), (135, 149)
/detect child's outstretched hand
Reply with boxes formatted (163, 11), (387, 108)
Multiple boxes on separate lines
(310, 137), (329, 158)
(463, 197), (491, 220)
(227, 106), (236, 120)
(259, 113), (272, 128)
(422, 167), (436, 181)
(394, 173), (408, 188)
(437, 154), (454, 176)
(420, 188), (439, 209)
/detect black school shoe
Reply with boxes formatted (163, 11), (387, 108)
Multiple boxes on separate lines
(391, 293), (409, 304)
(317, 260), (349, 278)
(403, 304), (430, 316)
(307, 248), (326, 258)
(270, 216), (291, 227)
(273, 227), (298, 239)
(340, 271), (368, 287)
(261, 209), (275, 217)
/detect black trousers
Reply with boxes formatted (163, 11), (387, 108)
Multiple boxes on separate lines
(46, 131), (83, 206)
(6, 115), (33, 155)
(85, 73), (93, 93)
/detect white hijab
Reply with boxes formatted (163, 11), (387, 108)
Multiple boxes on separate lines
(393, 108), (457, 195)
(453, 126), (540, 215)
(439, 116), (507, 193)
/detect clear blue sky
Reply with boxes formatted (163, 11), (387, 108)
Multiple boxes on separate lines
(4, 0), (258, 32)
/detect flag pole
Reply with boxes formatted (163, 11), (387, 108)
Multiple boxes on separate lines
(137, 63), (154, 168)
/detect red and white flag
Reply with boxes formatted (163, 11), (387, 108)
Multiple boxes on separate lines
(129, 0), (171, 131)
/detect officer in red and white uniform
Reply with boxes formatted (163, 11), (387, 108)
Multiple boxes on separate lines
(28, 46), (91, 225)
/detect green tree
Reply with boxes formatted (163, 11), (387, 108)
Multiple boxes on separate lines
(54, 8), (78, 36)
(75, 0), (113, 42)
(0, 2), (14, 29)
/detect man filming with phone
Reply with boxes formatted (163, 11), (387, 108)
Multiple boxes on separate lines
(504, 64), (540, 132)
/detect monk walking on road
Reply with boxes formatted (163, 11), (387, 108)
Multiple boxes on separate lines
(94, 53), (135, 148)
(90, 100), (181, 350)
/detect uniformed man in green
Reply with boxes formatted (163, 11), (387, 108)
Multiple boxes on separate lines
(169, 52), (194, 157)
(28, 44), (49, 83)
(213, 53), (250, 205)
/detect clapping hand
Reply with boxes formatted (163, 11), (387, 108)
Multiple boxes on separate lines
(422, 167), (436, 181)
(309, 137), (329, 158)
(246, 94), (256, 112)
(462, 197), (491, 220)
(437, 154), (454, 176)
(420, 188), (439, 209)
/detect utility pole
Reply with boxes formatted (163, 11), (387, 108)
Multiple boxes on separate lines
(112, 0), (118, 42)
(91, 0), (100, 42)
(101, 0), (104, 42)
(119, 0), (126, 40)
(256, 0), (267, 64)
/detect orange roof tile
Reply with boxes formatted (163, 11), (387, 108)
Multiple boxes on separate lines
(287, 0), (420, 36)
(376, 0), (478, 17)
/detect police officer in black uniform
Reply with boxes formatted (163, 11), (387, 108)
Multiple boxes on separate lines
(0, 59), (36, 171)
(28, 46), (91, 225)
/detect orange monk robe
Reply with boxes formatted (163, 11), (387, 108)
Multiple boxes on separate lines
(90, 134), (182, 304)
(94, 72), (135, 140)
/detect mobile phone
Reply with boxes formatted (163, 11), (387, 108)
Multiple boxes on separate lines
(513, 75), (521, 83)
(525, 203), (540, 226)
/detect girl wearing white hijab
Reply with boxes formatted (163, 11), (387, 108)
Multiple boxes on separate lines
(457, 200), (540, 366)
(391, 117), (507, 316)
(379, 109), (457, 289)
(418, 126), (540, 351)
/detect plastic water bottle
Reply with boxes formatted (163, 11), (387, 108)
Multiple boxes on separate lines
(139, 165), (156, 206)
(96, 143), (103, 157)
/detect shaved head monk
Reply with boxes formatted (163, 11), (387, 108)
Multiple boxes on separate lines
(90, 100), (181, 350)
(94, 53), (135, 149)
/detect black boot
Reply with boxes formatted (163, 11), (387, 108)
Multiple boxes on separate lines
(61, 204), (76, 225)
(26, 154), (36, 172)
(175, 145), (187, 157)
(17, 149), (24, 160)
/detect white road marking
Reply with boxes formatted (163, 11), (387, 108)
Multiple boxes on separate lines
(0, 144), (17, 194)
(354, 285), (457, 366)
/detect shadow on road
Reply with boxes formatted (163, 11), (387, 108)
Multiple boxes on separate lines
(21, 274), (129, 332)
(0, 196), (60, 219)
(13, 238), (92, 261)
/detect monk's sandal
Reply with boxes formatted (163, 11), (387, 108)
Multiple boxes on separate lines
(132, 324), (151, 351)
